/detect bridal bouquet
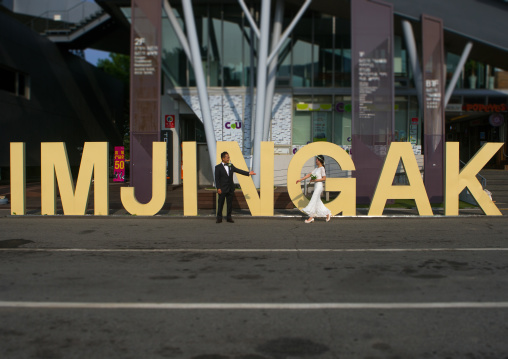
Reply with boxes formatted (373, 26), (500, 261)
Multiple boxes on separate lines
(310, 174), (317, 180)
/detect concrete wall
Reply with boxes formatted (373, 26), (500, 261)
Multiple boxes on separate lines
(0, 10), (123, 170)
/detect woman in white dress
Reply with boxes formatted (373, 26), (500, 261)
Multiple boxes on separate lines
(296, 155), (332, 223)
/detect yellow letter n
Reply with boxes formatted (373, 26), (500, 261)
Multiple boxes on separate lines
(216, 141), (274, 216)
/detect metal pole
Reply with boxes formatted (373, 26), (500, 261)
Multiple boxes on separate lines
(251, 0), (272, 188)
(237, 0), (260, 39)
(402, 20), (423, 111)
(263, 0), (284, 141)
(249, 23), (256, 148)
(266, 0), (312, 66)
(445, 42), (473, 106)
(163, 0), (192, 61)
(181, 0), (217, 175)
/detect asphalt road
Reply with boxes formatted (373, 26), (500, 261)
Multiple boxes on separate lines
(1, 215), (508, 358)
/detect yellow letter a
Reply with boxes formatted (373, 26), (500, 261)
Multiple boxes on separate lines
(369, 142), (432, 216)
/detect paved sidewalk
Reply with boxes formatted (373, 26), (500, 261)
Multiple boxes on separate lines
(0, 181), (504, 217)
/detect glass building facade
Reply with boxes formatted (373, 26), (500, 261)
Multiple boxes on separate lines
(157, 2), (430, 153)
(126, 0), (507, 181)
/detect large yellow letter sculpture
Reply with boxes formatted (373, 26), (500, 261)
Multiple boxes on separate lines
(183, 141), (198, 216)
(10, 142), (26, 215)
(369, 142), (432, 216)
(216, 141), (274, 216)
(445, 142), (502, 216)
(41, 142), (109, 215)
(120, 142), (167, 216)
(287, 142), (356, 216)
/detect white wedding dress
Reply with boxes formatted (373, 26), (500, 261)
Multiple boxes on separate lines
(302, 167), (332, 218)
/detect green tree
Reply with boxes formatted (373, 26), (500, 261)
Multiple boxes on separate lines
(97, 53), (130, 84)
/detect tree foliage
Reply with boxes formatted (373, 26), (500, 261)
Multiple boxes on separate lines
(97, 53), (130, 85)
(97, 53), (131, 158)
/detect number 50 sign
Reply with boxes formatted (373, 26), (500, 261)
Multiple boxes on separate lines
(113, 146), (125, 182)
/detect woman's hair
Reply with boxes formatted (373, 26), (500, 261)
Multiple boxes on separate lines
(316, 155), (325, 167)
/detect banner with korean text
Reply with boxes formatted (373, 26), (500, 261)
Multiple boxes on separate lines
(351, 0), (395, 204)
(422, 15), (445, 203)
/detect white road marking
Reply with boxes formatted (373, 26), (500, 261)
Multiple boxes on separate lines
(1, 248), (508, 253)
(0, 301), (508, 310)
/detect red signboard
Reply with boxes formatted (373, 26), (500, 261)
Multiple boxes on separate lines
(463, 104), (507, 112)
(165, 115), (175, 129)
(113, 146), (125, 182)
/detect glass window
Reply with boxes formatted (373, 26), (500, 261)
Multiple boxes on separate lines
(0, 66), (29, 99)
(313, 14), (334, 87)
(293, 96), (335, 145)
(394, 97), (408, 142)
(312, 95), (333, 141)
(333, 96), (352, 146)
(223, 5), (243, 86)
(293, 95), (313, 144)
(208, 4), (222, 86)
(313, 112), (332, 141)
(161, 5), (187, 87)
(408, 96), (421, 145)
(393, 36), (407, 76)
(446, 52), (462, 89)
(276, 37), (291, 86)
(0, 66), (16, 94)
(291, 14), (313, 87)
(293, 111), (312, 145)
(334, 20), (351, 87)
(243, 24), (255, 87)
(187, 5), (209, 87)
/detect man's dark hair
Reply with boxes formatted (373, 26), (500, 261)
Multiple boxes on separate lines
(221, 151), (229, 159)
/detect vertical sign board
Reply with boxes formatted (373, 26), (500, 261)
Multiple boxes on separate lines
(351, 0), (395, 204)
(113, 146), (125, 182)
(422, 15), (445, 203)
(130, 0), (162, 203)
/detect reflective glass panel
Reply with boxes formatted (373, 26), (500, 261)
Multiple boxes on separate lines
(313, 14), (334, 87)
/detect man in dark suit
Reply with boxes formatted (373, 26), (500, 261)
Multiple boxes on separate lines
(215, 151), (255, 223)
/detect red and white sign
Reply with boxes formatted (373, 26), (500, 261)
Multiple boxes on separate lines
(411, 117), (419, 124)
(164, 115), (175, 129)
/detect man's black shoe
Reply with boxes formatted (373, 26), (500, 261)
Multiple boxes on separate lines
(227, 218), (234, 223)
(216, 218), (222, 223)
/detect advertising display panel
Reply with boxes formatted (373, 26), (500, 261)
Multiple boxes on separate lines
(351, 0), (395, 204)
(422, 15), (445, 203)
(130, 0), (162, 202)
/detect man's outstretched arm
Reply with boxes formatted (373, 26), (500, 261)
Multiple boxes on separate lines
(232, 165), (255, 176)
